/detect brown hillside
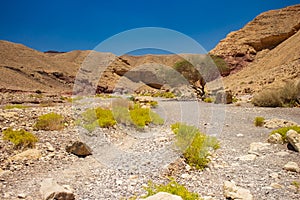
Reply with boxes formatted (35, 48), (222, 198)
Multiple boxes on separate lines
(210, 4), (300, 72)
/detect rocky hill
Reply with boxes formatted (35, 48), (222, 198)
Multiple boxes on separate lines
(209, 4), (300, 95)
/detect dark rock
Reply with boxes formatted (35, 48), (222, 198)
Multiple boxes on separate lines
(66, 141), (92, 157)
(215, 90), (233, 104)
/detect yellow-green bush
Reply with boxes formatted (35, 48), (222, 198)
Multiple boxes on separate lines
(254, 117), (265, 127)
(203, 97), (213, 103)
(79, 99), (164, 132)
(270, 126), (300, 142)
(144, 179), (201, 200)
(2, 128), (38, 149)
(171, 123), (220, 170)
(34, 112), (65, 131)
(95, 107), (117, 128)
(4, 104), (28, 109)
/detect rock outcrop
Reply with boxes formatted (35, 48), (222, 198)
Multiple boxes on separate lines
(210, 4), (300, 72)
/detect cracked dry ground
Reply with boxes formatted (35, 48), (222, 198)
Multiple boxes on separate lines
(0, 101), (300, 199)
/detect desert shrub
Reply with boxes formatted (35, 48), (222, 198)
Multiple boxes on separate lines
(2, 128), (38, 149)
(4, 104), (28, 109)
(129, 104), (164, 129)
(95, 107), (117, 128)
(203, 97), (213, 103)
(149, 111), (164, 125)
(280, 81), (300, 107)
(144, 179), (201, 200)
(254, 117), (265, 127)
(112, 106), (132, 125)
(149, 101), (158, 108)
(270, 126), (300, 142)
(252, 90), (282, 107)
(34, 112), (65, 130)
(171, 123), (220, 170)
(253, 80), (300, 107)
(130, 107), (152, 129)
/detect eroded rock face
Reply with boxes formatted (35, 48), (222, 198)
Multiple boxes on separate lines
(210, 5), (300, 71)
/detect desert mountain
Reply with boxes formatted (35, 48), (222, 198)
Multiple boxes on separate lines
(0, 40), (210, 95)
(209, 4), (300, 95)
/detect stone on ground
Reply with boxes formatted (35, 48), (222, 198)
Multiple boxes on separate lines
(144, 192), (183, 200)
(286, 129), (300, 152)
(267, 133), (283, 144)
(40, 178), (75, 200)
(283, 161), (300, 173)
(66, 141), (92, 157)
(9, 149), (41, 161)
(223, 181), (253, 200)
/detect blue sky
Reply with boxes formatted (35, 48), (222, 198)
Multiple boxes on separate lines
(0, 0), (299, 54)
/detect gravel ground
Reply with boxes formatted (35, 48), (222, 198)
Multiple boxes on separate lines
(0, 99), (300, 199)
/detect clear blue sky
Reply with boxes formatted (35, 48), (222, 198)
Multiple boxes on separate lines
(0, 0), (299, 54)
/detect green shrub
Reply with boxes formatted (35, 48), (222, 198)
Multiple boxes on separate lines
(129, 105), (164, 129)
(112, 106), (132, 125)
(2, 128), (38, 149)
(144, 179), (201, 200)
(149, 111), (164, 125)
(254, 117), (265, 127)
(34, 112), (65, 130)
(130, 107), (152, 129)
(203, 97), (213, 103)
(79, 99), (164, 131)
(4, 104), (28, 109)
(270, 126), (300, 141)
(171, 123), (220, 170)
(95, 107), (117, 128)
(149, 101), (158, 108)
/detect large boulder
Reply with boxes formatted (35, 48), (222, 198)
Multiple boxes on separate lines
(286, 129), (300, 152)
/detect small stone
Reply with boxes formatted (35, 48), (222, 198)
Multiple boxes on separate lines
(223, 181), (253, 200)
(249, 142), (270, 154)
(45, 142), (55, 152)
(9, 149), (41, 161)
(66, 141), (92, 157)
(286, 129), (300, 152)
(144, 192), (183, 200)
(267, 133), (283, 144)
(116, 180), (123, 185)
(275, 151), (289, 156)
(40, 178), (75, 200)
(17, 193), (26, 199)
(271, 183), (284, 189)
(269, 172), (279, 179)
(181, 173), (189, 179)
(283, 162), (300, 173)
(238, 154), (257, 161)
(236, 134), (244, 137)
